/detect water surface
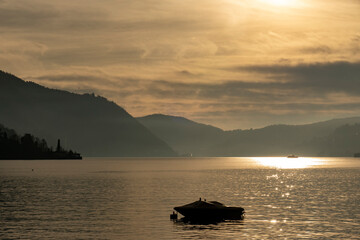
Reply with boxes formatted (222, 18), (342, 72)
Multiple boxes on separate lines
(1, 157), (360, 239)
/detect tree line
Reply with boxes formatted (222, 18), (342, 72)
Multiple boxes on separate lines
(0, 125), (81, 160)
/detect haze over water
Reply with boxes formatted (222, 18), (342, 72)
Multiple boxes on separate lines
(1, 157), (360, 239)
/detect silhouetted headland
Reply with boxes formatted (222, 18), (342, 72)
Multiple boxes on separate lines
(0, 70), (176, 157)
(0, 124), (82, 160)
(2, 70), (360, 157)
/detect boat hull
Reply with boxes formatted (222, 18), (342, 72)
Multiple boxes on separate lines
(174, 206), (245, 221)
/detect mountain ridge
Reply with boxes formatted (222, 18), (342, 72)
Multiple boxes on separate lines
(2, 70), (359, 157)
(137, 113), (225, 156)
(138, 113), (360, 157)
(0, 70), (176, 157)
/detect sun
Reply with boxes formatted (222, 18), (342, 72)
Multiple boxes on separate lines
(270, 0), (290, 5)
(261, 0), (297, 6)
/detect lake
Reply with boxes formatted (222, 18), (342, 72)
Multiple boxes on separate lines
(1, 157), (360, 239)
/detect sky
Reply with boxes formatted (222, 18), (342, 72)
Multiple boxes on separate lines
(1, 0), (360, 130)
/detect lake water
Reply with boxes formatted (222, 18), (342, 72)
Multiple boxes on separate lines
(1, 157), (360, 239)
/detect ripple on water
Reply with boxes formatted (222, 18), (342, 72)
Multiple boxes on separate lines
(1, 159), (360, 239)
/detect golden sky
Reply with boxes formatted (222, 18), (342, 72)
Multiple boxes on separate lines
(1, 0), (360, 129)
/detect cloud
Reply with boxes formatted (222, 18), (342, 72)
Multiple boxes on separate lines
(0, 2), (110, 32)
(0, 0), (226, 33)
(25, 61), (360, 130)
(1, 0), (360, 129)
(0, 4), (58, 29)
(29, 72), (140, 92)
(39, 47), (146, 66)
(300, 45), (332, 54)
(234, 61), (360, 96)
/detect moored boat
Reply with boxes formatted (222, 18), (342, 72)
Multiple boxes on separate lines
(287, 154), (298, 158)
(174, 199), (245, 221)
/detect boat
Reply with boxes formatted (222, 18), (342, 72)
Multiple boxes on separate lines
(287, 154), (298, 158)
(173, 199), (245, 221)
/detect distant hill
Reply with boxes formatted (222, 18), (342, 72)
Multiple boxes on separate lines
(137, 114), (225, 156)
(211, 117), (360, 156)
(2, 70), (359, 157)
(0, 70), (176, 157)
(311, 123), (360, 157)
(138, 114), (360, 157)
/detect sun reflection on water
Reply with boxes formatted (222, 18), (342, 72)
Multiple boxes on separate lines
(252, 157), (324, 169)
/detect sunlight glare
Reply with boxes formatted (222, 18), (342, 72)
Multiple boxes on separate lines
(253, 157), (324, 169)
(261, 0), (298, 7)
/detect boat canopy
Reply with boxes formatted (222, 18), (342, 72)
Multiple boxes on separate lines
(178, 200), (226, 209)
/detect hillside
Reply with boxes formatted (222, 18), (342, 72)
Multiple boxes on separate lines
(0, 70), (176, 157)
(139, 114), (360, 157)
(1, 70), (359, 157)
(211, 118), (360, 156)
(312, 123), (360, 157)
(137, 114), (225, 156)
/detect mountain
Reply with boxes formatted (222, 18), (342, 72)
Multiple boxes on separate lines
(2, 70), (358, 157)
(211, 117), (360, 157)
(310, 123), (360, 157)
(137, 114), (225, 156)
(138, 114), (360, 157)
(0, 70), (176, 157)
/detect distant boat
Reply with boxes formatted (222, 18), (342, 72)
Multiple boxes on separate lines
(287, 154), (299, 158)
(174, 199), (245, 221)
(354, 153), (360, 158)
(180, 153), (193, 157)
